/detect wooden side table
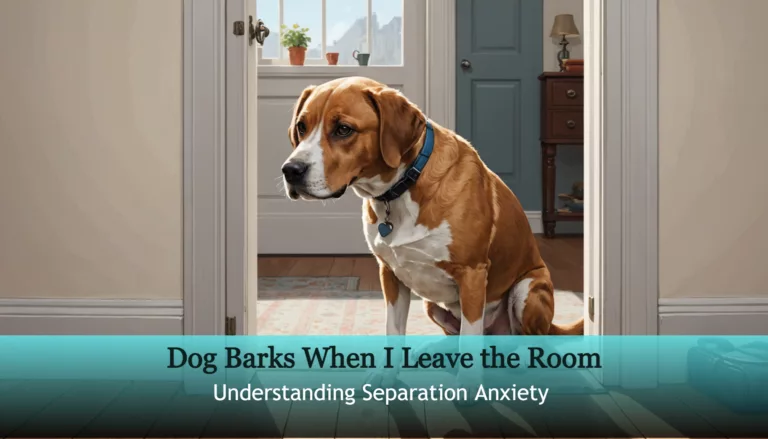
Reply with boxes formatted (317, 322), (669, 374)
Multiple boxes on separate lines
(538, 71), (584, 238)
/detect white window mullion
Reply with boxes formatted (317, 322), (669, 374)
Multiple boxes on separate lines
(366, 0), (373, 54)
(321, 0), (327, 58)
(278, 0), (284, 60)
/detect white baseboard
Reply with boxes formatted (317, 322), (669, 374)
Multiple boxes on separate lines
(0, 298), (183, 335)
(658, 297), (768, 335)
(526, 211), (543, 234)
(258, 211), (545, 254)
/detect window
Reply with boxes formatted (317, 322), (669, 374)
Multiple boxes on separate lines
(256, 0), (403, 66)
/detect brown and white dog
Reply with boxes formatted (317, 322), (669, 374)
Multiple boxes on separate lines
(281, 76), (584, 339)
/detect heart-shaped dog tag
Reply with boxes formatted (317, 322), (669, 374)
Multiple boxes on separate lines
(378, 222), (394, 238)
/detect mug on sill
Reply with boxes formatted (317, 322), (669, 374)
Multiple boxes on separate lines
(352, 50), (370, 66)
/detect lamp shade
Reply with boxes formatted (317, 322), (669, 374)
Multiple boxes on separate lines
(550, 14), (580, 37)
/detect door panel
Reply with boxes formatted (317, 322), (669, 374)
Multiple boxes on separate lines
(456, 0), (543, 210)
(470, 80), (521, 180)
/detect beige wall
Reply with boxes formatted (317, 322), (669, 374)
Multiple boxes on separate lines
(0, 0), (183, 300)
(660, 0), (768, 299)
(543, 0), (584, 71)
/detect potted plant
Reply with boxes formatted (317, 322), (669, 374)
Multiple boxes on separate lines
(280, 23), (311, 66)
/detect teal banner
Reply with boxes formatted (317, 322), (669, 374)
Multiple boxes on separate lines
(0, 335), (765, 437)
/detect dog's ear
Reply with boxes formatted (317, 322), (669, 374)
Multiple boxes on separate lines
(364, 86), (426, 169)
(288, 85), (316, 147)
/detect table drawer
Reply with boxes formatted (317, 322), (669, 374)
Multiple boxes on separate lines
(546, 110), (583, 139)
(549, 80), (583, 107)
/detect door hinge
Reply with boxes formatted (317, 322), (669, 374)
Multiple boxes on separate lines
(233, 21), (245, 37)
(225, 316), (237, 335)
(588, 296), (595, 321)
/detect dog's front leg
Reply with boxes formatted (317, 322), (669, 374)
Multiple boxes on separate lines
(439, 262), (488, 405)
(381, 264), (411, 336)
(365, 262), (410, 389)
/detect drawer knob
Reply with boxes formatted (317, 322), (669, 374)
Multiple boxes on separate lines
(566, 120), (576, 129)
(566, 89), (578, 99)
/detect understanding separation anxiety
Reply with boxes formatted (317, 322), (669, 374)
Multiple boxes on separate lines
(213, 384), (550, 406)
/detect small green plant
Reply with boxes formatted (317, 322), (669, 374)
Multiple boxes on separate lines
(280, 23), (311, 48)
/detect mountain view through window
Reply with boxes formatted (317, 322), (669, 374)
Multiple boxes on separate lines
(256, 0), (403, 66)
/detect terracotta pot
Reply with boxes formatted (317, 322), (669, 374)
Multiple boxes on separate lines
(325, 52), (339, 65)
(288, 47), (307, 66)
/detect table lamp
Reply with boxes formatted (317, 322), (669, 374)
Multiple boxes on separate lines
(550, 14), (580, 72)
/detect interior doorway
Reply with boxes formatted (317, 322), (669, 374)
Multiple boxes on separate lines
(183, 0), (660, 342)
(253, 0), (585, 336)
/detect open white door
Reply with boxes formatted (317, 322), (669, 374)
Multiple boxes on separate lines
(226, 0), (261, 335)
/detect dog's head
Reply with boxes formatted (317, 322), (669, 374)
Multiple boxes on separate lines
(281, 76), (426, 200)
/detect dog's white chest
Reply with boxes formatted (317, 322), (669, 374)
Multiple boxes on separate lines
(363, 193), (458, 304)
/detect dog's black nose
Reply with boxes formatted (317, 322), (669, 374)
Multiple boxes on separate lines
(282, 161), (309, 184)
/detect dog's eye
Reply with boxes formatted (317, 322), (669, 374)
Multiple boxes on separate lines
(334, 124), (353, 138)
(296, 121), (307, 136)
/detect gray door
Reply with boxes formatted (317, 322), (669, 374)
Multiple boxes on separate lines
(455, 0), (543, 210)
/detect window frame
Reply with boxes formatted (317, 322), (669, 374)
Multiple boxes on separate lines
(256, 0), (401, 66)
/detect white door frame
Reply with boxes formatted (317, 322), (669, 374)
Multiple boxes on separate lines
(589, 0), (659, 339)
(183, 0), (227, 335)
(182, 0), (661, 343)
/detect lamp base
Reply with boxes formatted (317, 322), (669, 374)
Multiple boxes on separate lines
(557, 35), (570, 72)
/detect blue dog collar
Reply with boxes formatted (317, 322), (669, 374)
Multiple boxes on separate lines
(375, 120), (434, 238)
(374, 120), (434, 203)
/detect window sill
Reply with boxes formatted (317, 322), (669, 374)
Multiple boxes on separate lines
(258, 64), (403, 78)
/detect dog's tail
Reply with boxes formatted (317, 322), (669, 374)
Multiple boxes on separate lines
(549, 318), (584, 335)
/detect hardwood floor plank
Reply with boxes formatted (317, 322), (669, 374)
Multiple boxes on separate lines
(259, 256), (302, 277)
(7, 380), (130, 438)
(145, 385), (220, 438)
(355, 257), (381, 291)
(671, 384), (766, 438)
(282, 400), (341, 438)
(387, 374), (429, 438)
(0, 380), (77, 437)
(76, 380), (181, 438)
(490, 392), (553, 438)
(542, 393), (642, 438)
(257, 257), (287, 277)
(335, 396), (389, 438)
(608, 389), (722, 438)
(288, 257), (335, 277)
(422, 374), (505, 438)
(328, 257), (357, 277)
(257, 235), (583, 294)
(535, 235), (583, 292)
(251, 370), (340, 438)
(203, 373), (292, 438)
(244, 372), (302, 437)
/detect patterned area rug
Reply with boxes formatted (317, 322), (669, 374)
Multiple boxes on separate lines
(257, 277), (584, 335)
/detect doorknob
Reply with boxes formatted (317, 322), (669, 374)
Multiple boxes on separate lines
(460, 59), (471, 69)
(249, 16), (269, 46)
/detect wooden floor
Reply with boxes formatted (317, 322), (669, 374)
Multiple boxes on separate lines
(258, 234), (583, 292)
(0, 377), (756, 438)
